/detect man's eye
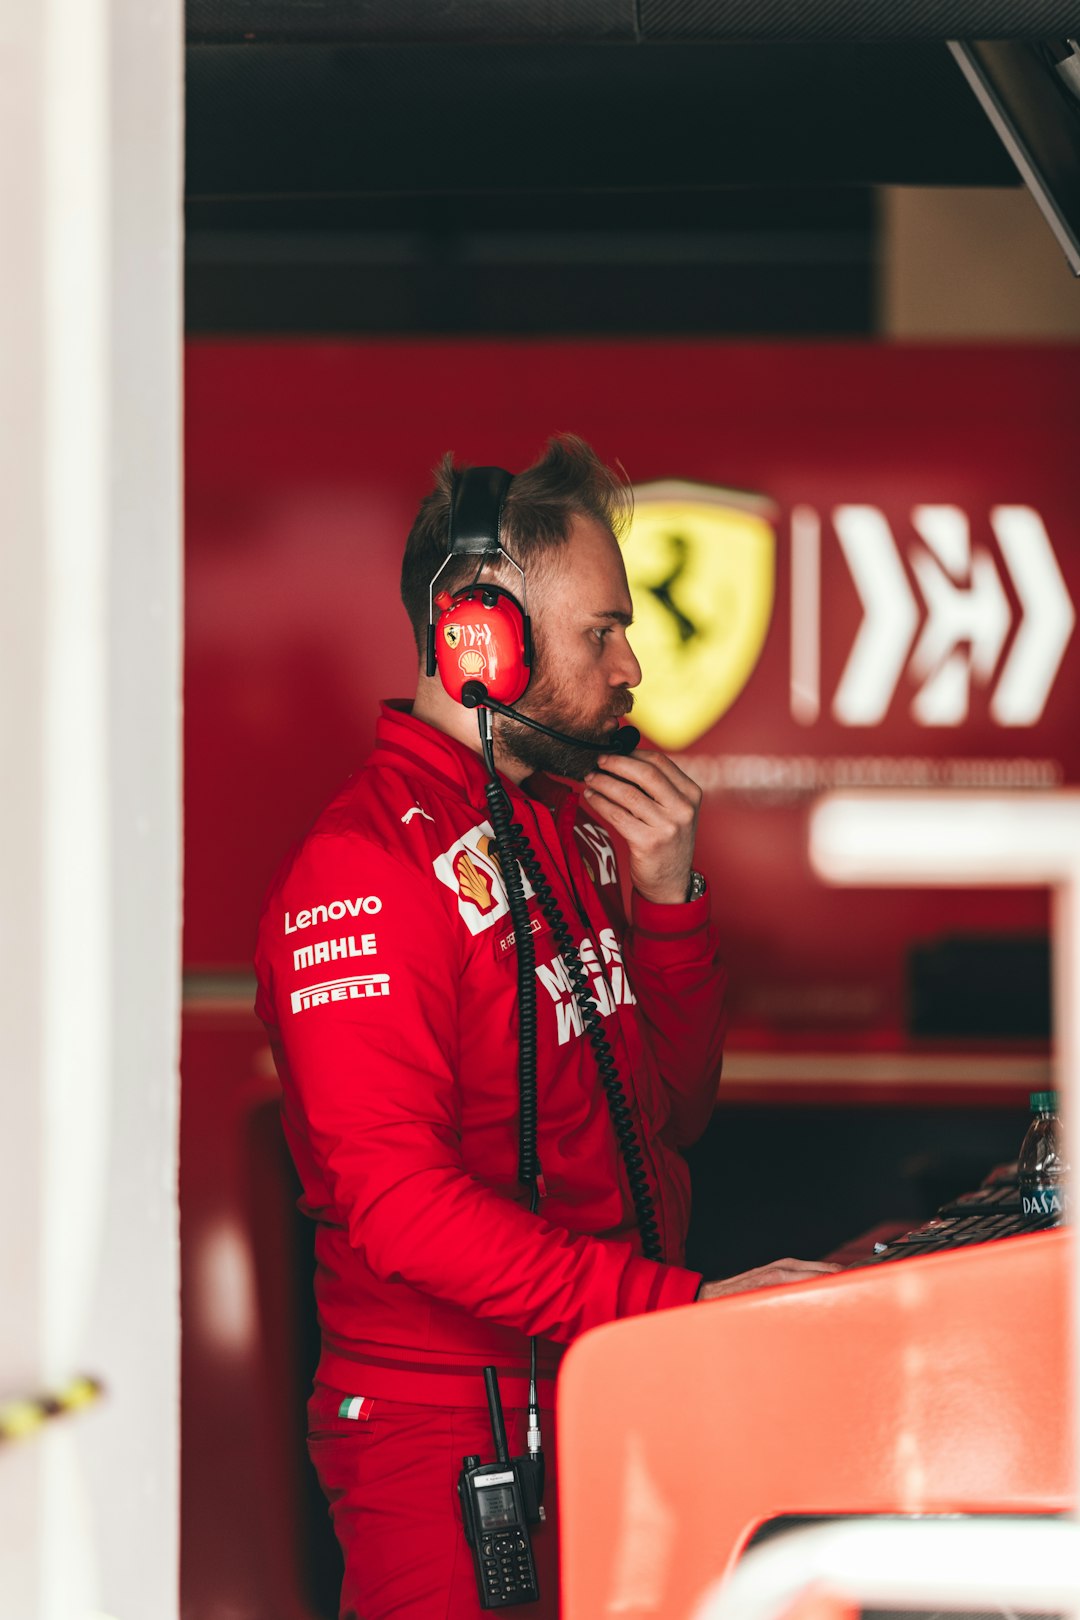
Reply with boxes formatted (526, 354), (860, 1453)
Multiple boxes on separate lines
(592, 626), (612, 642)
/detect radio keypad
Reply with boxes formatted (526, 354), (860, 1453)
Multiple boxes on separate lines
(479, 1531), (537, 1601)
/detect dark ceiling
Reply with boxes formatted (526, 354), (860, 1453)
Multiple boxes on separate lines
(184, 3), (1080, 333)
(185, 0), (1080, 45)
(186, 41), (1015, 209)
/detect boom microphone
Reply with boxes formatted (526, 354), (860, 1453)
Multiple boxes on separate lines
(460, 681), (640, 756)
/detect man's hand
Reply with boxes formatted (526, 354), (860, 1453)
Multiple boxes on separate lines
(697, 1258), (841, 1301)
(583, 750), (702, 906)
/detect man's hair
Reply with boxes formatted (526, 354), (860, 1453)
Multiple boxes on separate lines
(400, 433), (633, 656)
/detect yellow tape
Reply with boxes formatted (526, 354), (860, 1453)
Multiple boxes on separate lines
(57, 1377), (100, 1412)
(0, 1377), (103, 1443)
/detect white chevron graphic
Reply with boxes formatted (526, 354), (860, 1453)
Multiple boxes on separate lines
(825, 503), (1074, 728)
(908, 505), (1011, 726)
(831, 507), (919, 726)
(990, 506), (1076, 725)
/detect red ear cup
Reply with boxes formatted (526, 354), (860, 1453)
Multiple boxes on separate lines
(434, 588), (530, 705)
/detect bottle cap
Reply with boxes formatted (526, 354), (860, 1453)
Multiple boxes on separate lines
(1029, 1090), (1059, 1112)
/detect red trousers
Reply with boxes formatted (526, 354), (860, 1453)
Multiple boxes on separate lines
(308, 1383), (561, 1619)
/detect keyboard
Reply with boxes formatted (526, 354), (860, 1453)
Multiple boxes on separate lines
(935, 1183), (1023, 1218)
(841, 1164), (1064, 1269)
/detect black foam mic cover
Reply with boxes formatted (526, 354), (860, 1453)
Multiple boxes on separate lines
(606, 725), (640, 755)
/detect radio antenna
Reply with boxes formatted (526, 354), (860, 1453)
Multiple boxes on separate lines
(483, 1366), (510, 1466)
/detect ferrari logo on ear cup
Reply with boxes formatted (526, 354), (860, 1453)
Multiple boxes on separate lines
(433, 588), (530, 706)
(623, 480), (777, 750)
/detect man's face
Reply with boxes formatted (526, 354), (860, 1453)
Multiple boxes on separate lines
(495, 514), (642, 780)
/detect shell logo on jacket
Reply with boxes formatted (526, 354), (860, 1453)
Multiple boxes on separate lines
(432, 819), (535, 934)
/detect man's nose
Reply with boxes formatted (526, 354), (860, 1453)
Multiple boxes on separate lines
(613, 637), (642, 689)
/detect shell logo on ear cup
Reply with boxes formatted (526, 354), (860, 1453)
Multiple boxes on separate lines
(434, 588), (530, 706)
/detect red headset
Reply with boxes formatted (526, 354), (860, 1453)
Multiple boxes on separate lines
(426, 467), (533, 706)
(432, 582), (531, 705)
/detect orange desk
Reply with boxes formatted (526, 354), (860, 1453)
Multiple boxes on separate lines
(558, 1229), (1074, 1620)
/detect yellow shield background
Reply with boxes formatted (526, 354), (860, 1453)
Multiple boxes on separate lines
(623, 480), (777, 751)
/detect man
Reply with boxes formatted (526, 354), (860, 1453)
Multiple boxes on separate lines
(255, 435), (835, 1620)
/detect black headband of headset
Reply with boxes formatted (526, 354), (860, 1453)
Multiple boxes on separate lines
(449, 466), (514, 556)
(426, 465), (521, 678)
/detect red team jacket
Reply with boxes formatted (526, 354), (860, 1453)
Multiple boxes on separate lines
(255, 702), (727, 1408)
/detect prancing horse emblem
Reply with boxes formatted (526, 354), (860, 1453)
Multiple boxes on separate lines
(623, 479), (777, 750)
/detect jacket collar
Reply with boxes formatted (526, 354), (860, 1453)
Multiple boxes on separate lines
(371, 700), (576, 824)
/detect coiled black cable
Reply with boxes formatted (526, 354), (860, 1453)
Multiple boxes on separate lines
(484, 777), (541, 1188)
(483, 761), (663, 1263)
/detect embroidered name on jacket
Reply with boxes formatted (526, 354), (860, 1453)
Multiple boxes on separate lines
(536, 929), (636, 1046)
(432, 821), (535, 935)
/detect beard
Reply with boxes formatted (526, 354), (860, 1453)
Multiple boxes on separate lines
(494, 682), (634, 782)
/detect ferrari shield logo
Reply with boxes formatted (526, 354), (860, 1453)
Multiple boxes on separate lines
(623, 480), (777, 750)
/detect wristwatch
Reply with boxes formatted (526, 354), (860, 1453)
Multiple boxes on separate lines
(685, 870), (707, 903)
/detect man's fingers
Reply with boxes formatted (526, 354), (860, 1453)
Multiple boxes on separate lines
(768, 1263), (842, 1279)
(584, 770), (678, 829)
(767, 1259), (842, 1277)
(697, 1258), (842, 1302)
(579, 789), (645, 841)
(615, 751), (702, 803)
(592, 754), (674, 805)
(588, 756), (698, 823)
(595, 754), (705, 810)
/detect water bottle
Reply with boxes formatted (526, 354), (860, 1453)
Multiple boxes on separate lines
(1017, 1091), (1069, 1220)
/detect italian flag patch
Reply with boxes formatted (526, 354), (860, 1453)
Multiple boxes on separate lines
(337, 1395), (374, 1421)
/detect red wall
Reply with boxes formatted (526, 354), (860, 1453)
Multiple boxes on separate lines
(182, 339), (1077, 1616)
(185, 339), (1078, 1047)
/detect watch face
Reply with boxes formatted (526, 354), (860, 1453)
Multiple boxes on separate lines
(688, 871), (706, 902)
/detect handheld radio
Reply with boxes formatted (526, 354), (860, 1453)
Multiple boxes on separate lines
(457, 1367), (544, 1608)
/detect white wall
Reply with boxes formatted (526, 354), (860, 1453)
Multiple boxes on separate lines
(0, 1), (183, 1616)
